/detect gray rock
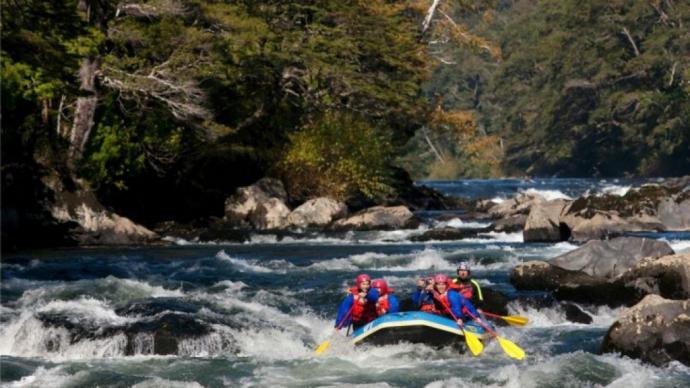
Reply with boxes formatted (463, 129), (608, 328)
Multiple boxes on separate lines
(493, 213), (527, 233)
(47, 178), (156, 245)
(224, 178), (291, 229)
(249, 198), (291, 229)
(224, 178), (287, 223)
(287, 197), (348, 228)
(602, 295), (690, 366)
(617, 253), (690, 300)
(657, 197), (690, 230)
(550, 237), (674, 279)
(331, 206), (419, 231)
(523, 199), (569, 242)
(484, 193), (546, 219)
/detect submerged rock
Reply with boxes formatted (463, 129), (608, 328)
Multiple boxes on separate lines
(331, 205), (419, 231)
(602, 295), (690, 366)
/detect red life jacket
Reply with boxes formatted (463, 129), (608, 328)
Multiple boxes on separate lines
(433, 291), (451, 316)
(376, 294), (389, 316)
(349, 287), (377, 324)
(451, 279), (474, 300)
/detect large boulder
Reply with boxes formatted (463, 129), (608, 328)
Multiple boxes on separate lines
(550, 237), (674, 278)
(331, 206), (419, 231)
(481, 192), (547, 219)
(224, 178), (291, 229)
(617, 253), (690, 300)
(493, 214), (528, 233)
(523, 199), (569, 242)
(560, 182), (690, 241)
(602, 295), (690, 366)
(510, 238), (676, 306)
(47, 178), (157, 245)
(248, 198), (291, 230)
(287, 197), (348, 228)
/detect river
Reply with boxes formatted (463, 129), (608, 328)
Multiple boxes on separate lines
(2, 179), (689, 387)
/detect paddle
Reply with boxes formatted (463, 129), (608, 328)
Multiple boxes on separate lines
(432, 292), (484, 356)
(480, 311), (529, 327)
(315, 305), (354, 355)
(466, 310), (525, 360)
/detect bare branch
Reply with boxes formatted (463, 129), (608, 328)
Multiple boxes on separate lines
(101, 63), (211, 121)
(668, 62), (677, 86)
(422, 0), (442, 34)
(621, 27), (640, 57)
(115, 0), (190, 20)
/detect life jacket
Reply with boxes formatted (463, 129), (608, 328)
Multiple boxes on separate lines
(376, 294), (389, 316)
(432, 291), (451, 316)
(451, 278), (483, 302)
(349, 287), (377, 323)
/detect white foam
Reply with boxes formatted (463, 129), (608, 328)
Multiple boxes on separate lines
(435, 218), (492, 229)
(521, 188), (572, 201)
(0, 297), (134, 359)
(490, 196), (507, 204)
(3, 366), (91, 388)
(216, 250), (294, 273)
(666, 239), (690, 254)
(599, 184), (632, 197)
(506, 301), (624, 328)
(16, 276), (184, 307)
(132, 377), (205, 388)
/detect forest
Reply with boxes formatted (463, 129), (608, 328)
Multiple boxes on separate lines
(2, 0), (689, 230)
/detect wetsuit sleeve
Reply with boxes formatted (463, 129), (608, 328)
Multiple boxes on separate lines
(447, 291), (463, 318)
(412, 290), (421, 306)
(457, 292), (480, 318)
(335, 295), (354, 328)
(388, 294), (400, 313)
(366, 288), (380, 303)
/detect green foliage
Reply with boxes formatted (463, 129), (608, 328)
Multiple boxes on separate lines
(279, 112), (395, 201)
(416, 0), (690, 177)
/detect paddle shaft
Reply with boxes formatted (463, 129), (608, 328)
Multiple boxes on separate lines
(465, 310), (498, 336)
(431, 291), (464, 327)
(336, 304), (355, 330)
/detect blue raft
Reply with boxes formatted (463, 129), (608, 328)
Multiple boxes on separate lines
(350, 311), (490, 347)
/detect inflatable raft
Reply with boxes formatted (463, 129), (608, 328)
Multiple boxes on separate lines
(351, 311), (491, 347)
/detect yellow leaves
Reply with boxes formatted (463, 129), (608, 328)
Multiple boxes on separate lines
(429, 107), (477, 137)
(436, 17), (501, 60)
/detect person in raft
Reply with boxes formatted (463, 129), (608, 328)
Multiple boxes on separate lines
(449, 262), (484, 309)
(371, 278), (400, 317)
(412, 276), (435, 311)
(335, 274), (380, 330)
(417, 274), (483, 325)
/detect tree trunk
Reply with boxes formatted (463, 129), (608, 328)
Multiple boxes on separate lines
(68, 57), (100, 165)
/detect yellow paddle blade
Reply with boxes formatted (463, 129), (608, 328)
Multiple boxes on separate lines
(314, 340), (331, 355)
(497, 336), (525, 360)
(502, 315), (529, 326)
(463, 330), (484, 356)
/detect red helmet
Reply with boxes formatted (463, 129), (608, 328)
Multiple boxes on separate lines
(356, 274), (371, 286)
(371, 279), (388, 295)
(433, 274), (449, 285)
